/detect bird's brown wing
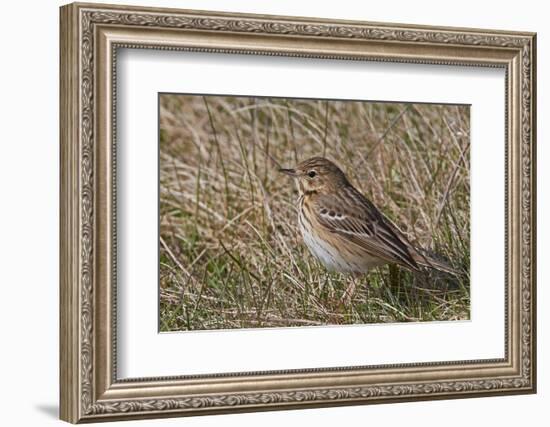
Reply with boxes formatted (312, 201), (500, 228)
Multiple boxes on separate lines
(311, 186), (420, 271)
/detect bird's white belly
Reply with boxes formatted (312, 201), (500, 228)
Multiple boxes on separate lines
(299, 211), (384, 273)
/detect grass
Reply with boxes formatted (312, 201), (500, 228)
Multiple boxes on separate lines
(159, 94), (470, 331)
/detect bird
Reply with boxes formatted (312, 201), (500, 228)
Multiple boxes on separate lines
(279, 156), (456, 301)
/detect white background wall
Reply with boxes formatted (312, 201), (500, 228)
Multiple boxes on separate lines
(0, 0), (546, 425)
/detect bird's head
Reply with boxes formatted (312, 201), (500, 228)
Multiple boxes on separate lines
(279, 157), (349, 194)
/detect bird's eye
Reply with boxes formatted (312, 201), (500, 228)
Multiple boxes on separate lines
(308, 170), (317, 178)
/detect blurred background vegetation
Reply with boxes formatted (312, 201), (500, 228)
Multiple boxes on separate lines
(159, 94), (470, 331)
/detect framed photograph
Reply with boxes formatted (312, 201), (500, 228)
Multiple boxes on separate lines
(60, 2), (536, 423)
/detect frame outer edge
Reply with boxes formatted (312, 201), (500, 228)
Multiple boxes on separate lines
(59, 2), (537, 422)
(68, 1), (536, 37)
(60, 3), (81, 424)
(529, 33), (537, 393)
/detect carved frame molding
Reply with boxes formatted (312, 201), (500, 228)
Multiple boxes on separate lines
(60, 2), (536, 423)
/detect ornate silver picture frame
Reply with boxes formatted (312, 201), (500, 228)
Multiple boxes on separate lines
(60, 2), (536, 423)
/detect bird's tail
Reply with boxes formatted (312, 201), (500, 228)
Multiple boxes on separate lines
(382, 216), (461, 276)
(411, 248), (460, 276)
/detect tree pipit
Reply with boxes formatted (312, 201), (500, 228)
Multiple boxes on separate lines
(279, 157), (456, 303)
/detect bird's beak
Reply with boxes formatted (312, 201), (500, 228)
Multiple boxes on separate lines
(278, 168), (298, 177)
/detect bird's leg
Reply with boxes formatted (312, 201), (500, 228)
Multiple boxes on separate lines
(340, 273), (362, 306)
